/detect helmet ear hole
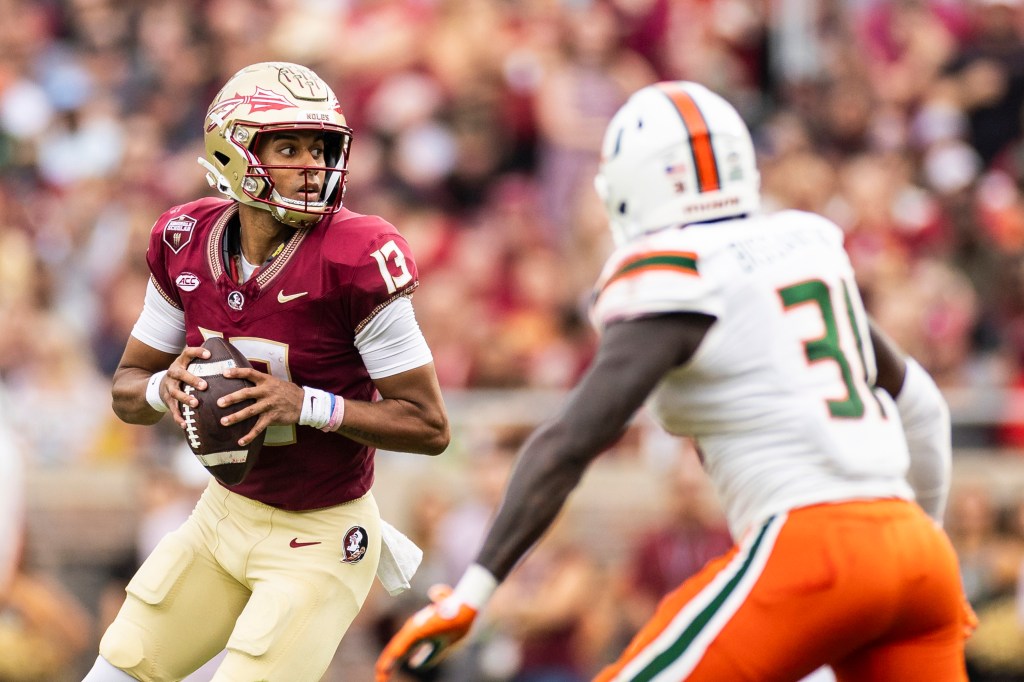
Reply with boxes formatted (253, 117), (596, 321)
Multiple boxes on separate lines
(618, 201), (628, 215)
(214, 151), (230, 166)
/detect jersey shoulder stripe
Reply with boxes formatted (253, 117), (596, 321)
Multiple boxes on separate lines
(606, 250), (699, 285)
(597, 250), (699, 297)
(591, 241), (721, 331)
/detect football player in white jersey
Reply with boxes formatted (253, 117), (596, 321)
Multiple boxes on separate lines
(376, 81), (974, 681)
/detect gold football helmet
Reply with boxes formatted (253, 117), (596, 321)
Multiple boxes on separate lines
(200, 62), (352, 228)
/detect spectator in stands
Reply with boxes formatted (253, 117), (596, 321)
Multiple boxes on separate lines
(0, 386), (25, 602)
(953, 491), (1024, 680)
(944, 0), (1024, 166)
(532, 0), (656, 240)
(487, 537), (615, 682)
(0, 385), (93, 681)
(5, 313), (118, 467)
(435, 430), (521, 582)
(947, 485), (1022, 608)
(618, 453), (732, 639)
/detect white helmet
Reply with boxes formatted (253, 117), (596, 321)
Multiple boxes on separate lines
(595, 81), (760, 246)
(200, 62), (352, 228)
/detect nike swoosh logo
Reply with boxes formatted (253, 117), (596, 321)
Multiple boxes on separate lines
(278, 290), (309, 303)
(290, 538), (322, 548)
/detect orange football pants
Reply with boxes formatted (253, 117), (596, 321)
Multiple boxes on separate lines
(596, 499), (972, 682)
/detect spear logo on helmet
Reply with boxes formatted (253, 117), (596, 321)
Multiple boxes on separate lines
(205, 87), (295, 132)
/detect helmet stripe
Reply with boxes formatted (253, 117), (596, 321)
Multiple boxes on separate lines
(657, 84), (721, 194)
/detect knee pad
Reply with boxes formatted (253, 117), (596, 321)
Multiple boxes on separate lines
(100, 533), (197, 680)
(98, 621), (146, 673)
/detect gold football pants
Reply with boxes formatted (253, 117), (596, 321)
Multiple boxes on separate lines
(100, 480), (381, 682)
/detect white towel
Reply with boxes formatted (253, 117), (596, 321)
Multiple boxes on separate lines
(376, 520), (423, 596)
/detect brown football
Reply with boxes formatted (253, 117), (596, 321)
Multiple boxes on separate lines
(180, 337), (264, 486)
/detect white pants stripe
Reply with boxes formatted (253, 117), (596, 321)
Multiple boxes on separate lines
(613, 513), (786, 681)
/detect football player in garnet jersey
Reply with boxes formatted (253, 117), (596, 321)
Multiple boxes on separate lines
(82, 62), (449, 682)
(376, 82), (975, 682)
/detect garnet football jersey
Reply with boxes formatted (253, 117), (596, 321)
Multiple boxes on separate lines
(146, 198), (421, 510)
(590, 210), (914, 539)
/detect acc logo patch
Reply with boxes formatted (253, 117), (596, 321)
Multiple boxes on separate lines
(175, 272), (201, 291)
(163, 215), (197, 254)
(341, 526), (368, 564)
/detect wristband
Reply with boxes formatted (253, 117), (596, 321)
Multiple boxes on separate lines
(299, 386), (332, 429)
(321, 394), (345, 433)
(451, 563), (498, 610)
(146, 370), (169, 413)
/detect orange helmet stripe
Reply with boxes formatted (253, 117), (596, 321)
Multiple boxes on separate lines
(658, 83), (721, 193)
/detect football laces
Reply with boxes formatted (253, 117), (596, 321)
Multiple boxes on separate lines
(181, 385), (201, 450)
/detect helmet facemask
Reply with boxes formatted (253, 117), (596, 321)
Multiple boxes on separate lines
(237, 125), (351, 227)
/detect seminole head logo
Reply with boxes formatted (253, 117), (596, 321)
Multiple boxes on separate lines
(205, 87), (295, 131)
(341, 526), (368, 564)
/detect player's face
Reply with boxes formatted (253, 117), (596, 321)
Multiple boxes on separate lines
(255, 130), (327, 205)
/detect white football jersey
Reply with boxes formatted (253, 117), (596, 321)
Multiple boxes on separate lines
(591, 210), (913, 538)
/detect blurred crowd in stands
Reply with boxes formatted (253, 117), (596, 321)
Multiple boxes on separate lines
(5, 0), (1024, 679)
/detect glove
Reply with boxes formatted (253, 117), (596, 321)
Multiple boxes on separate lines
(375, 584), (478, 681)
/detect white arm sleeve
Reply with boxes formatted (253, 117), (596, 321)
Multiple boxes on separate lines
(130, 279), (187, 353)
(896, 358), (952, 525)
(355, 296), (433, 379)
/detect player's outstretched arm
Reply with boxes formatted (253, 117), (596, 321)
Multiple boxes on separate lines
(375, 312), (715, 680)
(476, 312), (714, 580)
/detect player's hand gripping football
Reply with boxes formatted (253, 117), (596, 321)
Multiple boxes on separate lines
(164, 345), (212, 428)
(375, 585), (478, 681)
(218, 365), (304, 447)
